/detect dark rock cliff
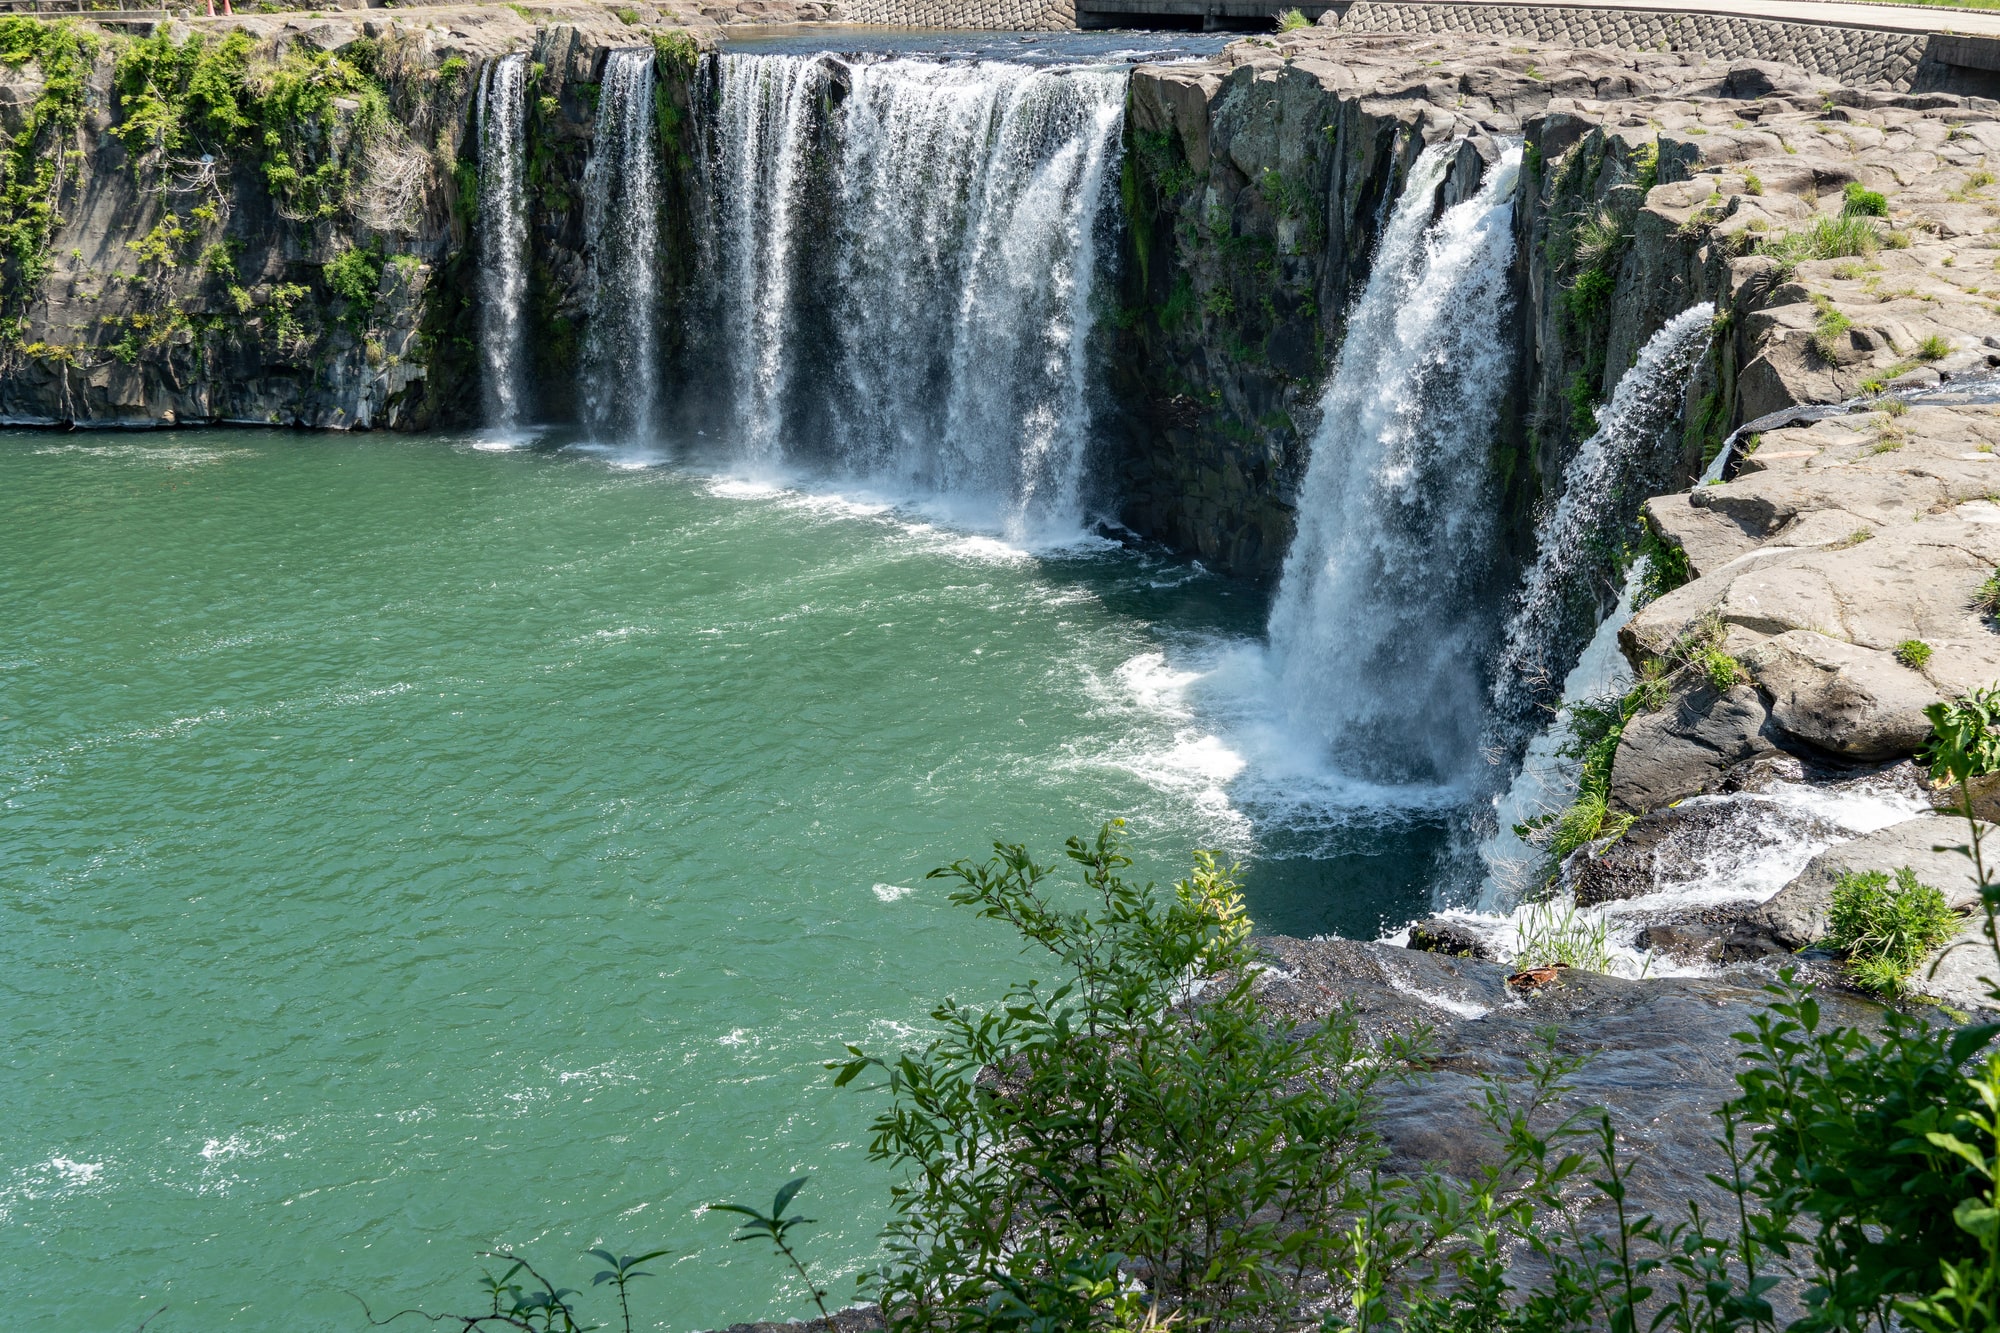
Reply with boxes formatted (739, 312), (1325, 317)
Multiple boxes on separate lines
(0, 2), (750, 430)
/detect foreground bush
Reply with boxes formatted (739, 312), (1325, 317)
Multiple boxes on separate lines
(834, 823), (1416, 1330)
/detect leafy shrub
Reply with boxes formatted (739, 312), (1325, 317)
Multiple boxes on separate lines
(835, 825), (1419, 1331)
(0, 18), (101, 309)
(324, 243), (383, 311)
(249, 44), (390, 219)
(1670, 612), (1743, 691)
(1565, 368), (1601, 435)
(1562, 263), (1617, 332)
(1926, 688), (2000, 789)
(1514, 692), (1641, 873)
(1810, 294), (1853, 362)
(1826, 866), (1957, 995)
(1843, 180), (1890, 217)
(111, 29), (255, 165)
(1636, 523), (1692, 607)
(1899, 639), (1935, 670)
(651, 28), (700, 76)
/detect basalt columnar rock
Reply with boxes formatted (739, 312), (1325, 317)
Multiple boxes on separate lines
(0, 1), (751, 429)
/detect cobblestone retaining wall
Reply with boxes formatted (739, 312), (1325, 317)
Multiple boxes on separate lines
(834, 0), (1076, 28)
(1327, 2), (1931, 89)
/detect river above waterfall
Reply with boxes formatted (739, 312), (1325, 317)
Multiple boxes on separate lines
(2, 430), (1462, 1330)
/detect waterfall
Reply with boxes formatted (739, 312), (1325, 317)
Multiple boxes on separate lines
(1265, 141), (1524, 787)
(1474, 305), (1717, 904)
(581, 48), (662, 442)
(1487, 304), (1716, 740)
(705, 54), (1125, 535)
(1478, 560), (1642, 906)
(476, 53), (530, 430)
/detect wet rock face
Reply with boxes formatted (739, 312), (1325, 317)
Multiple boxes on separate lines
(1110, 31), (1736, 578)
(1253, 936), (1891, 1235)
(1407, 916), (1499, 960)
(1608, 680), (1781, 814)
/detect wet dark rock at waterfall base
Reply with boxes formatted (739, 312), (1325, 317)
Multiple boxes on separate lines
(1253, 937), (1895, 1243)
(1406, 916), (1498, 960)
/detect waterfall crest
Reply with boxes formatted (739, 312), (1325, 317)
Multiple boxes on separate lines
(477, 53), (531, 430)
(706, 54), (1124, 536)
(582, 48), (663, 442)
(1487, 304), (1715, 740)
(1265, 141), (1524, 787)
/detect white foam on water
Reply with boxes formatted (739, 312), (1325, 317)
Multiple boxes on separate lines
(1478, 561), (1644, 910)
(1381, 967), (1492, 1020)
(31, 442), (247, 466)
(872, 883), (914, 903)
(1431, 774), (1931, 977)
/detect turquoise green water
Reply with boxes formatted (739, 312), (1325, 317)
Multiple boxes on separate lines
(1, 431), (1446, 1331)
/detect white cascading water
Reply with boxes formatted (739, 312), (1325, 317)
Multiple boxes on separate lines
(1478, 559), (1643, 907)
(707, 54), (1124, 536)
(1265, 141), (1523, 786)
(1475, 308), (1715, 901)
(477, 53), (531, 431)
(581, 48), (662, 442)
(1487, 304), (1715, 740)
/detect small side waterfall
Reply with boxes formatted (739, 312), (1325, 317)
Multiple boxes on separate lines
(581, 48), (663, 442)
(1487, 304), (1716, 740)
(1476, 305), (1718, 905)
(706, 54), (1125, 535)
(476, 53), (531, 429)
(1265, 141), (1524, 786)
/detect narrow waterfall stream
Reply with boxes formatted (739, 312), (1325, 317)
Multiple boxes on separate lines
(1265, 142), (1523, 788)
(581, 48), (663, 442)
(705, 54), (1124, 535)
(476, 53), (531, 431)
(1473, 308), (1714, 904)
(1486, 304), (1716, 745)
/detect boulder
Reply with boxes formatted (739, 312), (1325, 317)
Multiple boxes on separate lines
(1609, 682), (1779, 813)
(1407, 917), (1497, 960)
(1913, 920), (2000, 1012)
(1746, 631), (1940, 759)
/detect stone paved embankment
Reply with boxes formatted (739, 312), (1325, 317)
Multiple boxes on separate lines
(1326, 1), (1938, 90)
